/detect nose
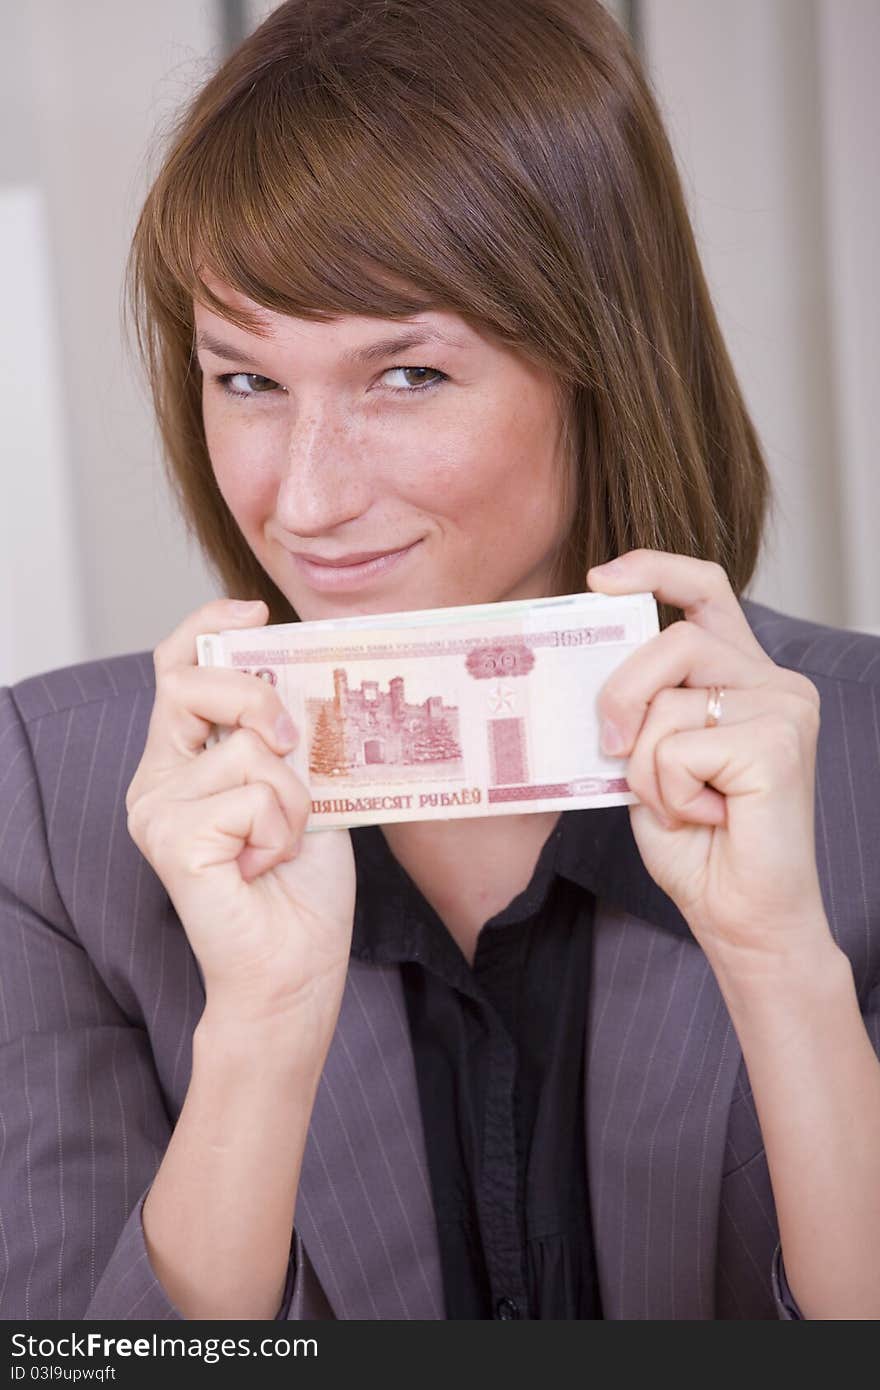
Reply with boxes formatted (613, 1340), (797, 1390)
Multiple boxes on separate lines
(274, 409), (371, 536)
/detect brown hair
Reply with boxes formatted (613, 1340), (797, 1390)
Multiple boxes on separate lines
(124, 0), (773, 631)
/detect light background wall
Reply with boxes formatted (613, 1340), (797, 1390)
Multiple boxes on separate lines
(2, 0), (878, 685)
(1, 1), (222, 686)
(639, 0), (879, 640)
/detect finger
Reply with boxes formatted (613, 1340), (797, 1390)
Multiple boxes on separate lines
(587, 549), (766, 662)
(623, 686), (756, 827)
(141, 666), (299, 778)
(595, 621), (771, 753)
(150, 725), (311, 831)
(160, 781), (299, 884)
(625, 687), (728, 827)
(153, 597), (268, 676)
(652, 707), (818, 830)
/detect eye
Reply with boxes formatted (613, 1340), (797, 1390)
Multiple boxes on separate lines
(380, 366), (447, 395)
(214, 373), (280, 399)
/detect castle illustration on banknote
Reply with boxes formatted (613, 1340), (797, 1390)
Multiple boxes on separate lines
(307, 668), (464, 780)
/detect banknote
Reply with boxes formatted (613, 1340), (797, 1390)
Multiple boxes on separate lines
(196, 589), (659, 830)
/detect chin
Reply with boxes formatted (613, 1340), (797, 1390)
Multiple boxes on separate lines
(290, 576), (488, 624)
(290, 589), (437, 623)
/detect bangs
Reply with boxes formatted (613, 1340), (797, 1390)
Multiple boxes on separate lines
(143, 56), (528, 349)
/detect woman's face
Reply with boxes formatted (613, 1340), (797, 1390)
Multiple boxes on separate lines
(195, 280), (576, 621)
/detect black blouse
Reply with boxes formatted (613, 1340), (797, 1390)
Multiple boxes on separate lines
(349, 812), (604, 1320)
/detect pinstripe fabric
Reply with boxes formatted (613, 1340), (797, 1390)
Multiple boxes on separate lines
(293, 965), (445, 1318)
(0, 598), (878, 1319)
(587, 906), (743, 1319)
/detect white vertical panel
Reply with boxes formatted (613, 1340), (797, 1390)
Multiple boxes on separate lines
(0, 186), (85, 685)
(815, 0), (880, 633)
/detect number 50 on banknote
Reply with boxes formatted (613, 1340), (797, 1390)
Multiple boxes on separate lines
(196, 590), (659, 831)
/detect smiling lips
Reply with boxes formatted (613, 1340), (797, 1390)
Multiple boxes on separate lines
(294, 547), (410, 567)
(288, 540), (422, 590)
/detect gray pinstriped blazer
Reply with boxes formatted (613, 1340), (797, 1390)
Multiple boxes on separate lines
(1, 597), (878, 1320)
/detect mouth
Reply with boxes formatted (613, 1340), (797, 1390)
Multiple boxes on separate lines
(288, 540), (423, 591)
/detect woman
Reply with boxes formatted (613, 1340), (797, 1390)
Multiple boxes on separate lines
(1, 0), (878, 1321)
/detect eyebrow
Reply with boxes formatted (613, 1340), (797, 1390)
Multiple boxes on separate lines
(194, 327), (464, 370)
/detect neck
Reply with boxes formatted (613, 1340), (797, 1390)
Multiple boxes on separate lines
(381, 811), (562, 965)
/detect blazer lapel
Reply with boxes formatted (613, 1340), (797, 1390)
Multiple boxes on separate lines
(294, 957), (446, 1319)
(586, 898), (742, 1319)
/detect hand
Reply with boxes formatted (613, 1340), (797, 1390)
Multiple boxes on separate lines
(125, 598), (356, 1039)
(587, 550), (832, 967)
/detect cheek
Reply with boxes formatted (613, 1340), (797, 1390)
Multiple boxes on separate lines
(405, 402), (562, 531)
(205, 413), (277, 526)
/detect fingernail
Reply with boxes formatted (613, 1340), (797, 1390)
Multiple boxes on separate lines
(229, 599), (265, 616)
(275, 713), (299, 748)
(600, 718), (626, 754)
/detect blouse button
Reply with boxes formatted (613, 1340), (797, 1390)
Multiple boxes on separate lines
(496, 1296), (521, 1319)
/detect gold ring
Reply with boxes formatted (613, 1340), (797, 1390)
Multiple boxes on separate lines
(705, 686), (725, 727)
